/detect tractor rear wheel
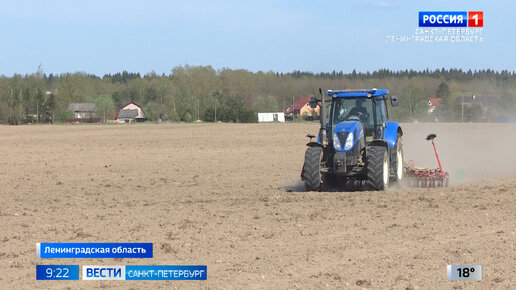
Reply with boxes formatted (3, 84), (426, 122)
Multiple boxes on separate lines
(367, 146), (390, 190)
(391, 134), (404, 184)
(303, 146), (323, 191)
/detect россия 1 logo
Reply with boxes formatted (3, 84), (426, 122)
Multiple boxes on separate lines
(419, 11), (483, 27)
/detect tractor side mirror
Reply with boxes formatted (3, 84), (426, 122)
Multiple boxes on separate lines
(309, 97), (319, 108)
(391, 95), (399, 107)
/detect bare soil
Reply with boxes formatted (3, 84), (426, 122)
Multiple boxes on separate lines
(0, 122), (514, 289)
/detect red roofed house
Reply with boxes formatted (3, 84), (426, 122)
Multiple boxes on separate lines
(428, 97), (442, 113)
(285, 97), (320, 120)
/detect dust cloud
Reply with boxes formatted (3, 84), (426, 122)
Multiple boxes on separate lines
(401, 123), (516, 183)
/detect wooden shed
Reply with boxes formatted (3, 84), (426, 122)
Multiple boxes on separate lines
(65, 103), (101, 123)
(67, 103), (96, 119)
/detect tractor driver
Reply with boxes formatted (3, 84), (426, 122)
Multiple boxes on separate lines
(345, 99), (368, 121)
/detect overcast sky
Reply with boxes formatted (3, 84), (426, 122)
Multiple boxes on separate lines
(0, 0), (513, 76)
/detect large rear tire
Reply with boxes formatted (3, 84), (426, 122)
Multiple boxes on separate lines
(303, 146), (323, 191)
(367, 146), (390, 191)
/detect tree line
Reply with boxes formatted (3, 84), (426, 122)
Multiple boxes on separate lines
(0, 65), (515, 124)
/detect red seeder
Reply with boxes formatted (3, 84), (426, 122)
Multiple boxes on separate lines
(404, 133), (449, 188)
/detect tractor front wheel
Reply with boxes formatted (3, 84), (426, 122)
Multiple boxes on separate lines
(367, 146), (390, 191)
(303, 146), (323, 191)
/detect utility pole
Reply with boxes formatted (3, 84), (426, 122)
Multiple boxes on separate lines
(103, 95), (106, 124)
(214, 98), (217, 122)
(197, 98), (200, 121)
(160, 92), (163, 121)
(36, 99), (39, 124)
(461, 94), (464, 123)
(292, 96), (294, 123)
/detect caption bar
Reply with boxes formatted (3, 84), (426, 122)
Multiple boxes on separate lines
(83, 265), (207, 280)
(37, 243), (153, 258)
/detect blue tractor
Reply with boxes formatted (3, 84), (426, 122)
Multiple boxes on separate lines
(302, 89), (404, 191)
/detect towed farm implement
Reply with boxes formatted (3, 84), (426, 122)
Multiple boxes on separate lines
(403, 133), (449, 188)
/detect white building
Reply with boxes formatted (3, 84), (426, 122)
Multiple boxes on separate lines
(257, 112), (285, 123)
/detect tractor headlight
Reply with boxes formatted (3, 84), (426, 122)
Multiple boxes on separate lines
(344, 132), (354, 150)
(333, 132), (341, 150)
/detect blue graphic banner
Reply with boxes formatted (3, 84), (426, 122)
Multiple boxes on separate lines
(125, 265), (207, 280)
(419, 11), (468, 27)
(37, 243), (153, 258)
(36, 265), (79, 280)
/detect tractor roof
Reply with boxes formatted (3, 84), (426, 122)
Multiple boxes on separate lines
(327, 89), (389, 98)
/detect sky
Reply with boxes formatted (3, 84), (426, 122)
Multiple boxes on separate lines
(0, 0), (514, 76)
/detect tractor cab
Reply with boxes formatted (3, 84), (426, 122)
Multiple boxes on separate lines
(326, 89), (398, 145)
(331, 94), (384, 143)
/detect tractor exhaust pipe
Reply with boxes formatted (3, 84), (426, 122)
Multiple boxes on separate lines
(319, 88), (327, 146)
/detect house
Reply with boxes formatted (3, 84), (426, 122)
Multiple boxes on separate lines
(455, 95), (497, 108)
(116, 102), (146, 123)
(455, 95), (498, 122)
(67, 103), (96, 119)
(285, 97), (320, 119)
(65, 103), (101, 123)
(428, 97), (442, 113)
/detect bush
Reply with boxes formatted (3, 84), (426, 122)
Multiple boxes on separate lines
(168, 110), (181, 122)
(182, 111), (193, 122)
(203, 107), (216, 122)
